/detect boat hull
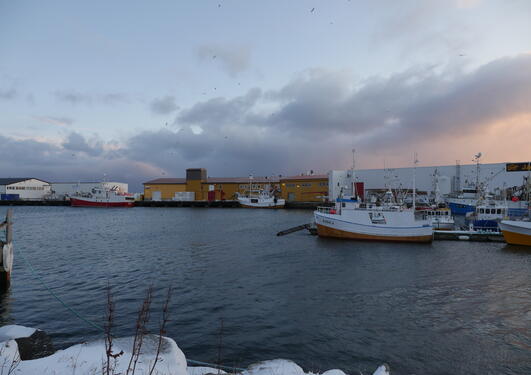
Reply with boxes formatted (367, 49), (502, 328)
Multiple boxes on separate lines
(316, 223), (433, 242)
(499, 220), (531, 246)
(239, 203), (285, 208)
(431, 221), (454, 230)
(237, 197), (285, 208)
(70, 198), (134, 208)
(448, 201), (475, 215)
(314, 212), (433, 243)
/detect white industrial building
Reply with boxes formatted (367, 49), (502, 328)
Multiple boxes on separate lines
(329, 161), (530, 201)
(50, 182), (128, 200)
(0, 178), (52, 200)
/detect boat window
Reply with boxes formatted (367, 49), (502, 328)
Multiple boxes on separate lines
(480, 208), (484, 214)
(342, 203), (346, 207)
(369, 212), (386, 224)
(497, 209), (501, 214)
(251, 198), (258, 203)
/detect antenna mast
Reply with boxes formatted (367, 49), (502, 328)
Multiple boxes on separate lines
(413, 153), (418, 211)
(352, 148), (357, 199)
(473, 152), (482, 200)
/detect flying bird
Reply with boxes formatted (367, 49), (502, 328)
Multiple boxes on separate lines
(310, 7), (315, 12)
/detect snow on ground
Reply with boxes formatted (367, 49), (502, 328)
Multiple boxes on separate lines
(0, 324), (36, 341)
(0, 325), (389, 375)
(187, 366), (226, 375)
(1, 332), (187, 375)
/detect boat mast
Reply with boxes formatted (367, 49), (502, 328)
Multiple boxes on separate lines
(413, 153), (418, 211)
(473, 152), (482, 200)
(352, 148), (357, 200)
(249, 174), (253, 198)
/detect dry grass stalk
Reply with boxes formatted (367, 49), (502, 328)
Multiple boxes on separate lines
(104, 283), (123, 375)
(148, 286), (172, 375)
(127, 285), (153, 375)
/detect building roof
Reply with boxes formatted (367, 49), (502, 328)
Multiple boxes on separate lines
(144, 177), (280, 184)
(0, 178), (50, 185)
(144, 175), (329, 185)
(51, 181), (126, 184)
(144, 178), (186, 185)
(206, 176), (279, 183)
(280, 174), (328, 181)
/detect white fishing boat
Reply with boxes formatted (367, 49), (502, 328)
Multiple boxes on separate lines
(420, 206), (455, 230)
(314, 152), (433, 242)
(315, 200), (433, 242)
(466, 195), (508, 232)
(499, 220), (531, 246)
(421, 168), (455, 230)
(499, 167), (531, 245)
(237, 176), (285, 208)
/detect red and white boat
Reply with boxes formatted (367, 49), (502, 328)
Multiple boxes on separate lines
(70, 186), (135, 207)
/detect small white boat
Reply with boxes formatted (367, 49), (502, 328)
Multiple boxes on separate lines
(499, 220), (531, 246)
(237, 176), (285, 208)
(237, 193), (285, 208)
(420, 206), (455, 230)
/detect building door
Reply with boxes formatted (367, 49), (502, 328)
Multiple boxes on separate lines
(288, 192), (296, 201)
(152, 191), (162, 201)
(208, 191), (216, 202)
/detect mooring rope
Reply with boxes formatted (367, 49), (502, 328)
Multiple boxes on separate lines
(16, 247), (246, 373)
(18, 246), (105, 332)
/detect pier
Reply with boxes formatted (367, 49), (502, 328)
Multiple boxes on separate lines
(0, 209), (13, 290)
(0, 200), (329, 209)
(433, 230), (504, 242)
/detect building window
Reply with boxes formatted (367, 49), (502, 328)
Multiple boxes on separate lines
(286, 184), (295, 188)
(301, 183), (311, 187)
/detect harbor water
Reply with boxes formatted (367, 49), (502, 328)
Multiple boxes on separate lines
(1, 207), (530, 374)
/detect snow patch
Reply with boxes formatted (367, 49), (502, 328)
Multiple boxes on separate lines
(188, 366), (226, 375)
(243, 360), (306, 375)
(321, 370), (347, 375)
(3, 334), (187, 375)
(0, 326), (389, 375)
(0, 325), (36, 341)
(372, 364), (391, 375)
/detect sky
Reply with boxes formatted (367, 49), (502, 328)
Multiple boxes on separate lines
(1, 0), (530, 191)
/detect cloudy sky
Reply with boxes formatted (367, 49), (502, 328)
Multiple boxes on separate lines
(1, 0), (530, 191)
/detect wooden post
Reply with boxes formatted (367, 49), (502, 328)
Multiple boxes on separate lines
(0, 209), (13, 290)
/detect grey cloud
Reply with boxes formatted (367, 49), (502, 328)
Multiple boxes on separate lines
(2, 54), (530, 191)
(178, 88), (262, 128)
(150, 96), (179, 115)
(169, 53), (531, 155)
(62, 132), (104, 157)
(0, 88), (16, 100)
(55, 90), (92, 105)
(197, 44), (251, 76)
(55, 90), (128, 105)
(0, 135), (147, 189)
(33, 115), (74, 127)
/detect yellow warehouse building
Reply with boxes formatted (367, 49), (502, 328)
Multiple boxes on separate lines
(143, 168), (328, 203)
